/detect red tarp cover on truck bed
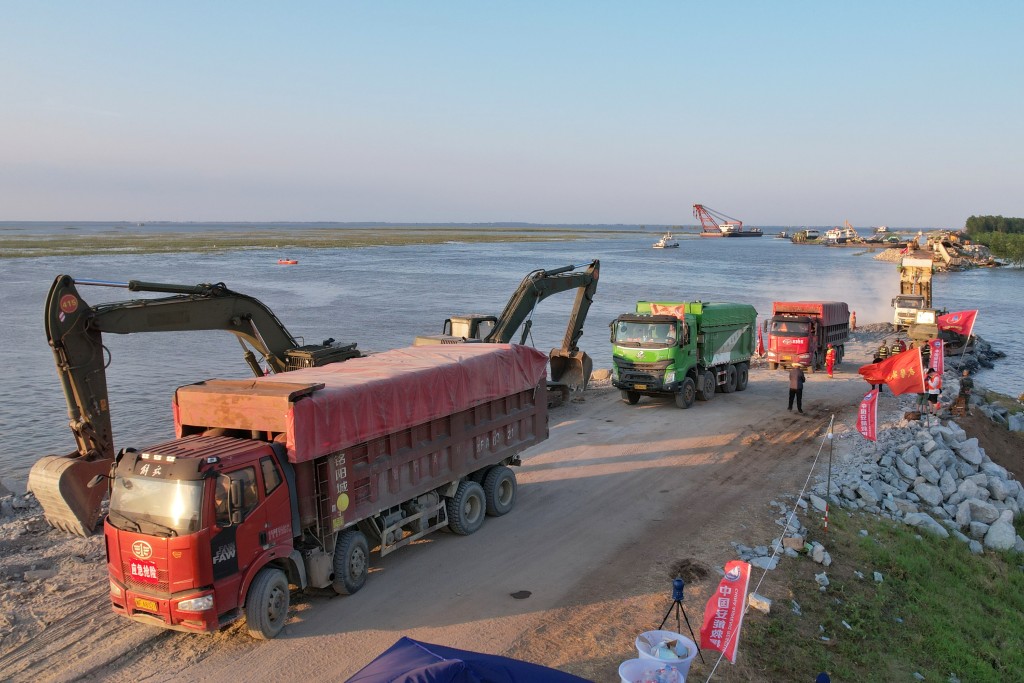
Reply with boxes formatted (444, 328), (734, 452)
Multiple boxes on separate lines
(174, 344), (548, 464)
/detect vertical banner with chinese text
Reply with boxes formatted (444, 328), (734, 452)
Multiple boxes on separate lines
(928, 338), (944, 374)
(857, 389), (878, 441)
(700, 560), (751, 663)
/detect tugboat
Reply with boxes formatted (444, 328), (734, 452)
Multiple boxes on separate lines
(652, 232), (680, 249)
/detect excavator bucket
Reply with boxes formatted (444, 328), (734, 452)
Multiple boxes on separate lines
(28, 454), (111, 536)
(548, 349), (593, 391)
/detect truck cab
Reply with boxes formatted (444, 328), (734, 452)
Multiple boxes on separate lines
(610, 313), (695, 406)
(105, 436), (296, 637)
(766, 315), (817, 369)
(892, 294), (929, 329)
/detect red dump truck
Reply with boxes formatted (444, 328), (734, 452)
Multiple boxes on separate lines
(102, 344), (548, 639)
(765, 301), (850, 372)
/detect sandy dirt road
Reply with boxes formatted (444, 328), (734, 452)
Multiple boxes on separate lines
(1, 335), (886, 683)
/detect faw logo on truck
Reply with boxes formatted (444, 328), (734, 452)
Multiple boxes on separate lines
(213, 542), (237, 565)
(132, 540), (153, 559)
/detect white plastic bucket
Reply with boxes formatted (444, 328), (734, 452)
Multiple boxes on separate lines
(634, 630), (698, 681)
(618, 658), (682, 683)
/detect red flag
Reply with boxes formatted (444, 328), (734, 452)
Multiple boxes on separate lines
(928, 338), (944, 374)
(756, 326), (766, 357)
(857, 389), (878, 441)
(700, 560), (751, 664)
(858, 347), (925, 396)
(937, 310), (978, 338)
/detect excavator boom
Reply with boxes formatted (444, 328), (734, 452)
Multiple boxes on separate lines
(29, 275), (359, 536)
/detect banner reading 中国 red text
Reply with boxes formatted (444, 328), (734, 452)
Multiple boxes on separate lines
(937, 310), (978, 338)
(857, 347), (925, 396)
(700, 560), (751, 663)
(928, 338), (944, 374)
(857, 389), (878, 441)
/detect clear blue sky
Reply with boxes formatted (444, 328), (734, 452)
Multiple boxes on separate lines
(2, 1), (1021, 227)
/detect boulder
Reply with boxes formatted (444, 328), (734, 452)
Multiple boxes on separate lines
(983, 511), (1017, 551)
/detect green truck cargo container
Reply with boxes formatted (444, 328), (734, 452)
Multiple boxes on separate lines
(610, 301), (757, 408)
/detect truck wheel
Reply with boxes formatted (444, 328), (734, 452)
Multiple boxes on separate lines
(675, 378), (696, 409)
(447, 480), (486, 535)
(621, 390), (640, 405)
(245, 567), (290, 640)
(469, 467), (490, 484)
(770, 362), (779, 370)
(809, 353), (818, 373)
(697, 371), (715, 401)
(722, 365), (738, 393)
(482, 466), (516, 516)
(735, 363), (749, 391)
(332, 529), (369, 595)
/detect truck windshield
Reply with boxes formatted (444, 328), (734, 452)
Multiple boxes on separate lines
(770, 321), (810, 337)
(896, 298), (924, 309)
(613, 321), (676, 347)
(108, 475), (203, 537)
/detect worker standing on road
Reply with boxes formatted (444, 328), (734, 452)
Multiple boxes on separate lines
(850, 311), (857, 331)
(890, 339), (903, 357)
(825, 343), (836, 378)
(788, 363), (806, 413)
(877, 340), (890, 360)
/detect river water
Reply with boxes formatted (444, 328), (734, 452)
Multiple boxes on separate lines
(1, 226), (1021, 489)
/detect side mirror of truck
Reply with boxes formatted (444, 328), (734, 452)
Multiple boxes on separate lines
(229, 478), (244, 526)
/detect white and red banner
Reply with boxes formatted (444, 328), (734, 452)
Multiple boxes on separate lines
(928, 338), (944, 374)
(937, 310), (978, 338)
(857, 348), (925, 396)
(756, 326), (766, 357)
(700, 560), (751, 663)
(857, 389), (878, 441)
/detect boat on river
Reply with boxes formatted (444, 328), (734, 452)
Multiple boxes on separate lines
(652, 232), (680, 249)
(775, 231), (789, 239)
(822, 226), (859, 244)
(277, 258), (299, 265)
(875, 225), (889, 234)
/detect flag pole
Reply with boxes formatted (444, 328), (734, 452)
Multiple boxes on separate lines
(825, 415), (835, 533)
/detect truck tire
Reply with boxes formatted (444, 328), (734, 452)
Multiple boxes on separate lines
(447, 480), (486, 535)
(770, 362), (779, 370)
(621, 390), (640, 405)
(721, 365), (738, 393)
(675, 378), (696, 409)
(332, 529), (369, 595)
(245, 567), (290, 640)
(809, 353), (818, 373)
(735, 363), (749, 391)
(482, 466), (516, 516)
(697, 371), (715, 402)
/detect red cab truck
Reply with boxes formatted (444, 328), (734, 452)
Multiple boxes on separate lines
(766, 301), (850, 372)
(102, 344), (548, 639)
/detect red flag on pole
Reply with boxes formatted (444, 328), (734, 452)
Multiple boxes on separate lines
(857, 389), (878, 441)
(756, 326), (765, 357)
(857, 347), (925, 396)
(937, 310), (978, 338)
(700, 560), (751, 664)
(928, 338), (944, 374)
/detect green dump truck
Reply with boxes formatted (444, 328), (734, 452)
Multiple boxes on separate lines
(610, 301), (757, 408)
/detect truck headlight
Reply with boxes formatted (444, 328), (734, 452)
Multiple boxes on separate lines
(110, 580), (123, 598)
(177, 594), (214, 612)
(611, 365), (619, 380)
(664, 370), (676, 384)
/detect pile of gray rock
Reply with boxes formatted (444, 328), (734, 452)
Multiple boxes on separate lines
(810, 415), (1024, 554)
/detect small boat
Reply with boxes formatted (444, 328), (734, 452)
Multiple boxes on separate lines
(775, 231), (789, 239)
(652, 232), (680, 249)
(875, 225), (889, 234)
(277, 258), (299, 265)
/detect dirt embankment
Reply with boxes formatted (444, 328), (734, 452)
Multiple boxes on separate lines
(1, 325), (1020, 683)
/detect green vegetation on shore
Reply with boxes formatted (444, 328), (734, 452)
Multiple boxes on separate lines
(965, 215), (1024, 267)
(0, 226), (630, 259)
(734, 511), (1024, 682)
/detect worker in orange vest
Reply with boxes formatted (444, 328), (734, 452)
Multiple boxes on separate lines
(825, 343), (837, 378)
(850, 311), (856, 331)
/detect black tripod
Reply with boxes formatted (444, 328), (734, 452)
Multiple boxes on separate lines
(658, 576), (705, 664)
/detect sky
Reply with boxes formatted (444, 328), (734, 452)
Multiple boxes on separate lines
(2, 1), (1022, 227)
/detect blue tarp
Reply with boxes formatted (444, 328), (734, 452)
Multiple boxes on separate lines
(345, 637), (593, 683)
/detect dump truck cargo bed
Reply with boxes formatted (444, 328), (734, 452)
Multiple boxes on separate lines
(771, 301), (850, 328)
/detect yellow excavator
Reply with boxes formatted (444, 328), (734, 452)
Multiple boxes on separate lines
(413, 260), (600, 400)
(29, 275), (360, 537)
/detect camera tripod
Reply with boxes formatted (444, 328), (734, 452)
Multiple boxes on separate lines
(658, 577), (705, 664)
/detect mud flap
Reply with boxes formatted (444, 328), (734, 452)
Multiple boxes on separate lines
(548, 349), (592, 390)
(27, 454), (111, 536)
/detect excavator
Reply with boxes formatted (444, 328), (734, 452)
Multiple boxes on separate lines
(413, 260), (600, 400)
(29, 275), (360, 537)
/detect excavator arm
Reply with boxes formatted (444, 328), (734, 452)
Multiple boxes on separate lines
(29, 274), (359, 536)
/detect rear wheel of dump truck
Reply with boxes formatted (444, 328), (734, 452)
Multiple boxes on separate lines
(697, 371), (715, 401)
(483, 466), (516, 516)
(621, 390), (641, 405)
(735, 363), (749, 391)
(675, 378), (696, 409)
(448, 480), (486, 535)
(245, 567), (290, 639)
(770, 362), (779, 370)
(721, 364), (738, 393)
(332, 529), (369, 595)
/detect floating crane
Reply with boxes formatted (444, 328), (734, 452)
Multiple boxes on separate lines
(692, 205), (762, 238)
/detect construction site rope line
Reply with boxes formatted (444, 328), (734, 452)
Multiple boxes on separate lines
(702, 413), (836, 683)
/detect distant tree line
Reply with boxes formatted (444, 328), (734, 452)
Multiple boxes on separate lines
(963, 215), (1024, 267)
